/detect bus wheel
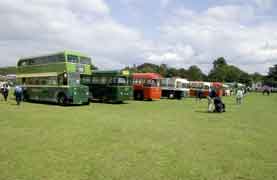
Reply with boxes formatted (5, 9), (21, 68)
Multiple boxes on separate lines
(57, 94), (67, 106)
(84, 99), (90, 105)
(23, 92), (29, 101)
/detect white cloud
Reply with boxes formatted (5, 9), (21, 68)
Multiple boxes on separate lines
(254, 0), (273, 10)
(0, 0), (146, 69)
(0, 0), (276, 74)
(155, 4), (277, 74)
(160, 0), (171, 8)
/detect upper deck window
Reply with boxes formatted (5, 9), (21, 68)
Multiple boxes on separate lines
(18, 60), (29, 67)
(80, 57), (91, 65)
(18, 53), (65, 66)
(67, 55), (79, 63)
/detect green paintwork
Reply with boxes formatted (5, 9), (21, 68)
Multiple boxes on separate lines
(81, 70), (133, 103)
(92, 70), (131, 77)
(17, 51), (92, 75)
(16, 51), (92, 105)
(23, 85), (89, 105)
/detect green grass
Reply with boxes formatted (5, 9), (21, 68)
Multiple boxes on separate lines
(0, 93), (277, 180)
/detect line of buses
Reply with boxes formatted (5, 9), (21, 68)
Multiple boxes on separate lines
(16, 51), (225, 105)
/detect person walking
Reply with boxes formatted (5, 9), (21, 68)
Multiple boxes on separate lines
(236, 88), (243, 105)
(14, 85), (23, 105)
(2, 83), (9, 101)
(262, 86), (271, 96)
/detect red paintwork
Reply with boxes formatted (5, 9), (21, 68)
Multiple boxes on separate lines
(132, 73), (162, 100)
(211, 82), (224, 97)
(188, 81), (210, 97)
(189, 89), (210, 97)
(133, 73), (162, 79)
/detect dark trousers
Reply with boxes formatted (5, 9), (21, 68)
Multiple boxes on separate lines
(3, 92), (8, 101)
(16, 95), (22, 105)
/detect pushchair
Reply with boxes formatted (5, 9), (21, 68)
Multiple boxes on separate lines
(214, 96), (226, 113)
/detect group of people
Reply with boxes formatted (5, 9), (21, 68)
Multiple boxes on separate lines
(0, 83), (23, 105)
(207, 88), (245, 113)
(207, 88), (226, 113)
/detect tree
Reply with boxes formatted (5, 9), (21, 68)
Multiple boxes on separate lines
(213, 57), (227, 69)
(251, 72), (264, 83)
(187, 65), (205, 81)
(268, 64), (277, 81)
(208, 57), (228, 82)
(158, 64), (168, 77)
(263, 64), (277, 87)
(178, 68), (188, 79)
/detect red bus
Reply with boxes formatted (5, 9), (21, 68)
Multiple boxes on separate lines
(189, 81), (211, 97)
(132, 73), (162, 100)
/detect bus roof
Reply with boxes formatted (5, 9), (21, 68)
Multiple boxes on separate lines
(92, 70), (130, 77)
(132, 73), (162, 79)
(18, 50), (90, 61)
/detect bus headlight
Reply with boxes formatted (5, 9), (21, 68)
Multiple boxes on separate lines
(86, 92), (89, 95)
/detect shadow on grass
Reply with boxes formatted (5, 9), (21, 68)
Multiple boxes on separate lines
(90, 99), (130, 105)
(19, 100), (90, 107)
(195, 110), (212, 114)
(195, 110), (227, 114)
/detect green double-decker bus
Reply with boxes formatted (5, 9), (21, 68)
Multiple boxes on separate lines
(81, 70), (133, 103)
(16, 51), (91, 105)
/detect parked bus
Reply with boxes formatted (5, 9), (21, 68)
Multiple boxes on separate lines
(81, 70), (133, 103)
(161, 78), (189, 99)
(132, 73), (162, 100)
(16, 51), (91, 105)
(189, 81), (211, 97)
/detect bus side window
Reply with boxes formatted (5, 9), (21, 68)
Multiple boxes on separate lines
(100, 77), (107, 84)
(22, 78), (26, 85)
(58, 73), (68, 85)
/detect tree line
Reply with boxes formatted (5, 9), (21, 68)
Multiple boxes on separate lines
(123, 57), (277, 87)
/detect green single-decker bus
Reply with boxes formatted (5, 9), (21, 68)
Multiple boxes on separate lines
(81, 70), (133, 103)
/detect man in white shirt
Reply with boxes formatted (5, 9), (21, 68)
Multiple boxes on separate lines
(236, 89), (243, 105)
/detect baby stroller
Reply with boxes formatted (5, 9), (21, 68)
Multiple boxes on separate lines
(214, 96), (226, 113)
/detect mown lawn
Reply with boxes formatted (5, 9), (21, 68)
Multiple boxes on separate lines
(0, 93), (277, 180)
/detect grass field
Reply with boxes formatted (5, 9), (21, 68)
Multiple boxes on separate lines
(0, 93), (277, 180)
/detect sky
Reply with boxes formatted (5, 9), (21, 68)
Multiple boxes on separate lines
(0, 0), (277, 74)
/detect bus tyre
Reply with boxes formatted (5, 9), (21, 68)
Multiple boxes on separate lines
(84, 99), (90, 105)
(23, 91), (29, 101)
(57, 94), (67, 106)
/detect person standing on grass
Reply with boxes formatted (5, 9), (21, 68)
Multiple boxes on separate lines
(14, 85), (23, 105)
(207, 88), (217, 112)
(236, 88), (243, 105)
(262, 86), (271, 96)
(2, 83), (9, 101)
